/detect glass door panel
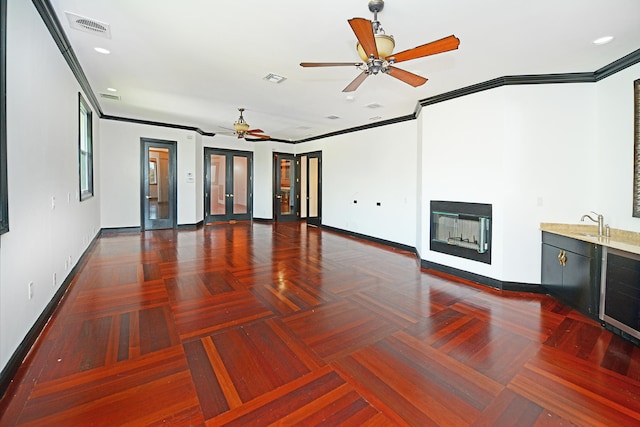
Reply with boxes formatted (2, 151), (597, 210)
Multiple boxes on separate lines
(279, 158), (293, 215)
(233, 155), (248, 215)
(210, 154), (227, 215)
(309, 156), (319, 218)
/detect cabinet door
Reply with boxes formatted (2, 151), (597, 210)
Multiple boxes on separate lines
(542, 243), (564, 293)
(562, 251), (593, 314)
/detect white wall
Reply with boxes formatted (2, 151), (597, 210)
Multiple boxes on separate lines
(99, 121), (201, 228)
(419, 82), (613, 283)
(298, 120), (418, 247)
(596, 63), (640, 231)
(421, 89), (509, 279)
(0, 1), (101, 370)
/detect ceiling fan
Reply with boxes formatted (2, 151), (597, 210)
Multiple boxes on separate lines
(233, 108), (270, 140)
(300, 0), (460, 92)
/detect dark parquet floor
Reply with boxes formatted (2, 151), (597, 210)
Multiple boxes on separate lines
(1, 221), (640, 426)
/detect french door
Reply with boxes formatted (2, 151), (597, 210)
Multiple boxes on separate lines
(140, 138), (177, 230)
(204, 148), (253, 222)
(273, 153), (299, 222)
(300, 151), (322, 226)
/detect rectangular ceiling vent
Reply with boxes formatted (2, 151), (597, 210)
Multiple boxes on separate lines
(99, 93), (120, 101)
(65, 12), (111, 38)
(263, 73), (286, 84)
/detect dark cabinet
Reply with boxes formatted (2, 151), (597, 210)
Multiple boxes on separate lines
(541, 232), (601, 317)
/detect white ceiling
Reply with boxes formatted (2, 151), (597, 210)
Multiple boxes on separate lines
(48, 0), (640, 141)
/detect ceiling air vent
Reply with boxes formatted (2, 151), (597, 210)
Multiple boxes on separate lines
(326, 115), (340, 120)
(99, 93), (120, 101)
(65, 12), (111, 38)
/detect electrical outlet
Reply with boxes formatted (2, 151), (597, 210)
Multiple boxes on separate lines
(28, 281), (33, 300)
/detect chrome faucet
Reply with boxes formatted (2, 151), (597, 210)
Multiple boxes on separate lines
(580, 211), (604, 236)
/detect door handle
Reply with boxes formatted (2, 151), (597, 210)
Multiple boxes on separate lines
(145, 196), (151, 199)
(276, 195), (282, 199)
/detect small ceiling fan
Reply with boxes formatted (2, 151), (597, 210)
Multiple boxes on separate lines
(300, 0), (460, 92)
(233, 108), (270, 140)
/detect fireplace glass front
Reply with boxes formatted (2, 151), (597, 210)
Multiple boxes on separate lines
(430, 201), (492, 264)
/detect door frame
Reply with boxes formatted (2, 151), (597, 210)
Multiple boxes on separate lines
(273, 152), (299, 222)
(204, 148), (253, 223)
(140, 138), (177, 231)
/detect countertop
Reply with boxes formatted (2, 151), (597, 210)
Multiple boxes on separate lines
(540, 223), (640, 256)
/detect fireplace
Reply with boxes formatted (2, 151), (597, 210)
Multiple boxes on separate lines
(430, 201), (492, 264)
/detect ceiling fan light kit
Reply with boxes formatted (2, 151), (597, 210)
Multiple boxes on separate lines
(356, 34), (395, 61)
(232, 108), (270, 140)
(300, 0), (460, 92)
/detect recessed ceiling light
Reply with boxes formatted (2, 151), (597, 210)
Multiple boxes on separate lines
(263, 73), (286, 83)
(94, 47), (110, 54)
(107, 87), (117, 92)
(369, 116), (382, 121)
(366, 103), (383, 109)
(593, 36), (614, 45)
(345, 95), (355, 101)
(326, 115), (340, 120)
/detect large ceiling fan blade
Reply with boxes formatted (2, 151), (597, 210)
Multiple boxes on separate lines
(388, 35), (460, 64)
(342, 71), (369, 92)
(300, 62), (363, 67)
(245, 134), (271, 141)
(387, 66), (428, 87)
(348, 18), (378, 58)
(246, 129), (270, 139)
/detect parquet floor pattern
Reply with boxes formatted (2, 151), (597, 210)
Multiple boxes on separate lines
(2, 221), (640, 426)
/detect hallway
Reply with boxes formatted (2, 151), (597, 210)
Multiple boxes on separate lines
(1, 222), (639, 426)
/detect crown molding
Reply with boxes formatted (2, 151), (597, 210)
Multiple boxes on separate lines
(294, 114), (416, 143)
(101, 115), (216, 137)
(594, 47), (640, 81)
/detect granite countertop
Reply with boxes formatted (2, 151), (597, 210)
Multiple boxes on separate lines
(540, 223), (640, 255)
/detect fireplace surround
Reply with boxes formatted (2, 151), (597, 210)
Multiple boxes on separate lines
(430, 200), (492, 264)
